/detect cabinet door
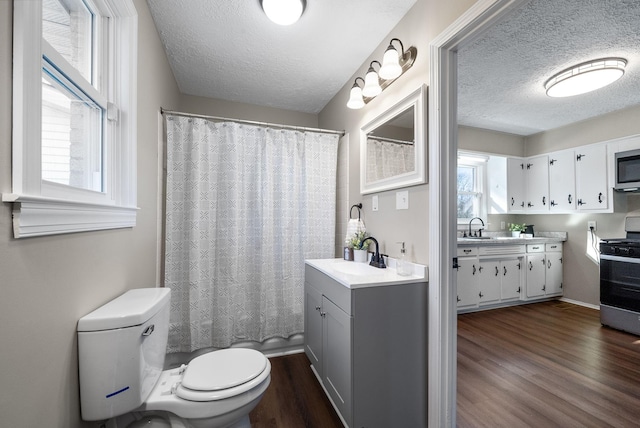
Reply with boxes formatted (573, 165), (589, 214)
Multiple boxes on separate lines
(546, 251), (563, 295)
(457, 257), (479, 308)
(304, 283), (323, 377)
(478, 260), (501, 305)
(507, 158), (526, 213)
(525, 155), (550, 212)
(525, 254), (546, 298)
(576, 144), (608, 210)
(323, 297), (352, 424)
(501, 258), (522, 301)
(548, 150), (576, 212)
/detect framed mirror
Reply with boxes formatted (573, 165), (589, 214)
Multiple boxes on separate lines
(360, 85), (426, 194)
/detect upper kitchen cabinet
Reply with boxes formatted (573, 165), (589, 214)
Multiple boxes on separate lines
(507, 157), (526, 213)
(525, 155), (550, 213)
(575, 144), (609, 211)
(548, 150), (576, 212)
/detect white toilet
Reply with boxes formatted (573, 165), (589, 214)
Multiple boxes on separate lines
(77, 288), (271, 428)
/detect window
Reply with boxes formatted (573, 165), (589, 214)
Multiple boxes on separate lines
(457, 152), (488, 223)
(5, 0), (138, 238)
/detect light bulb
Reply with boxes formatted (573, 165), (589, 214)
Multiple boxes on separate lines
(362, 69), (382, 98)
(347, 85), (365, 109)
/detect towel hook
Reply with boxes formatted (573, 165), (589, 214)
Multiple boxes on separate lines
(350, 203), (363, 219)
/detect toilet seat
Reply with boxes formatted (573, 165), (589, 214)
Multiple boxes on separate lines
(175, 348), (269, 402)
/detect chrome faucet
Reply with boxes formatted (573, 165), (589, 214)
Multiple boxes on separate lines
(468, 217), (485, 238)
(362, 237), (386, 269)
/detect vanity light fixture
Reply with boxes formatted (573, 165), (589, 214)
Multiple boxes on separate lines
(261, 0), (306, 26)
(347, 38), (417, 109)
(347, 77), (366, 110)
(545, 58), (627, 97)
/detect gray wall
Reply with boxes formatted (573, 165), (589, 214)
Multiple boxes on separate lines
(0, 1), (181, 426)
(319, 0), (476, 264)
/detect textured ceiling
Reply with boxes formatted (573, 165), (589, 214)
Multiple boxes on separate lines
(458, 0), (640, 136)
(147, 0), (417, 114)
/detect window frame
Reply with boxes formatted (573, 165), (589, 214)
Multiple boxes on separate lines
(5, 0), (138, 238)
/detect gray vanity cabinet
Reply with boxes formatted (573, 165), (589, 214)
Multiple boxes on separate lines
(304, 264), (427, 428)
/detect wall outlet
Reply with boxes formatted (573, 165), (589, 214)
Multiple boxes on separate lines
(372, 195), (379, 212)
(588, 220), (596, 231)
(500, 221), (505, 230)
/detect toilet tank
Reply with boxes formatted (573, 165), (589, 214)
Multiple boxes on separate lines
(77, 288), (171, 421)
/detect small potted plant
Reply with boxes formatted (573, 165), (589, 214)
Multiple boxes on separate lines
(349, 231), (370, 262)
(509, 223), (526, 237)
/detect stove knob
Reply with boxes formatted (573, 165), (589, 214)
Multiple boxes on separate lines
(629, 248), (635, 256)
(614, 247), (621, 254)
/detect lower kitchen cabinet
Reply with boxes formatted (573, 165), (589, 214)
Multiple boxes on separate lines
(304, 264), (427, 428)
(457, 241), (563, 312)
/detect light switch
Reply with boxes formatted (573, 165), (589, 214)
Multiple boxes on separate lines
(396, 190), (409, 210)
(372, 195), (379, 211)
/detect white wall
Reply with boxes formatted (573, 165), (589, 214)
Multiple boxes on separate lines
(0, 1), (181, 426)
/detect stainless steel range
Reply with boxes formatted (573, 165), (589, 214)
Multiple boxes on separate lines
(600, 214), (640, 336)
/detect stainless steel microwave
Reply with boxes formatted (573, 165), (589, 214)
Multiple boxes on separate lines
(616, 148), (640, 192)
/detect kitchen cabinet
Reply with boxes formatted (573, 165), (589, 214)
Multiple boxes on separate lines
(575, 144), (608, 210)
(478, 259), (501, 304)
(304, 262), (427, 428)
(457, 247), (479, 309)
(507, 157), (526, 213)
(525, 243), (563, 299)
(548, 150), (576, 212)
(500, 258), (523, 300)
(525, 155), (549, 212)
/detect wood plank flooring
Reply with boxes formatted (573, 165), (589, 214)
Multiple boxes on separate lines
(249, 352), (343, 428)
(251, 302), (640, 427)
(458, 301), (640, 427)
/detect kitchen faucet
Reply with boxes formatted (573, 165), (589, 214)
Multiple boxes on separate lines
(362, 237), (386, 269)
(468, 217), (485, 237)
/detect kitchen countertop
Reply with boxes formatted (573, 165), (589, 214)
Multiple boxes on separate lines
(457, 232), (567, 246)
(305, 258), (428, 289)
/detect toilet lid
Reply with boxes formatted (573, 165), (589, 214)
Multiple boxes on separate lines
(181, 348), (267, 392)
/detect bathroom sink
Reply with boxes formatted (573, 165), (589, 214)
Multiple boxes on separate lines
(331, 262), (386, 276)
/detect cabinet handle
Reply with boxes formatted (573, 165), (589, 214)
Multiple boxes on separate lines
(548, 260), (552, 268)
(495, 266), (499, 276)
(542, 258), (546, 265)
(529, 261), (533, 271)
(517, 263), (521, 270)
(542, 196), (546, 206)
(550, 200), (557, 207)
(568, 194), (572, 204)
(550, 159), (556, 165)
(479, 292), (484, 298)
(517, 287), (521, 293)
(473, 265), (476, 275)
(511, 197), (515, 206)
(528, 202), (534, 208)
(503, 266), (507, 276)
(578, 198), (585, 206)
(560, 257), (563, 264)
(598, 192), (603, 204)
(577, 154), (585, 161)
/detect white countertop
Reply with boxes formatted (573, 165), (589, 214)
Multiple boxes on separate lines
(305, 258), (428, 289)
(457, 232), (567, 246)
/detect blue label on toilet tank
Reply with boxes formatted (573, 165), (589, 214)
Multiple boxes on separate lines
(106, 386), (130, 398)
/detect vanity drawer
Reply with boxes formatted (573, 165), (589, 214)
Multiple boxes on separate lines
(526, 244), (545, 253)
(457, 247), (478, 257)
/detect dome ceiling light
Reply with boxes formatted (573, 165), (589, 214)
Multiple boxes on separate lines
(545, 58), (627, 98)
(261, 0), (306, 26)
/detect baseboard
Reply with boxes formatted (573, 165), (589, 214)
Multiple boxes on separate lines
(559, 297), (600, 310)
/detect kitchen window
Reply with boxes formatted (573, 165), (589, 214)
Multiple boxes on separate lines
(5, 0), (138, 238)
(457, 152), (488, 224)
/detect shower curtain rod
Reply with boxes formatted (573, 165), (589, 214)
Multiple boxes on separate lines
(161, 108), (345, 136)
(368, 135), (414, 145)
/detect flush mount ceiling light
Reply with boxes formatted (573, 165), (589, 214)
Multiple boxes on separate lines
(261, 0), (306, 26)
(545, 58), (627, 98)
(347, 38), (417, 109)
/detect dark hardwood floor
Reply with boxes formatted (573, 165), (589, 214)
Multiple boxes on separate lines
(252, 301), (640, 427)
(458, 301), (640, 427)
(250, 352), (343, 428)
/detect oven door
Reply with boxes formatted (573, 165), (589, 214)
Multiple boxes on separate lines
(600, 254), (640, 312)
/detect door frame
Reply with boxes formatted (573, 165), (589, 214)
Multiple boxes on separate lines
(427, 0), (528, 425)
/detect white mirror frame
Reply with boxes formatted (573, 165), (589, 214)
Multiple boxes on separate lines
(360, 85), (427, 194)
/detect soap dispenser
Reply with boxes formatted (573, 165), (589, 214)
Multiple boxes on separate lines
(397, 242), (412, 276)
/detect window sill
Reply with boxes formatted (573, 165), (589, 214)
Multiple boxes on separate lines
(2, 193), (138, 238)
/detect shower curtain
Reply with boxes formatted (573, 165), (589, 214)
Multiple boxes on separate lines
(164, 114), (339, 353)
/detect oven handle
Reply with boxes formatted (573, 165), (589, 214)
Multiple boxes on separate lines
(600, 254), (640, 264)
